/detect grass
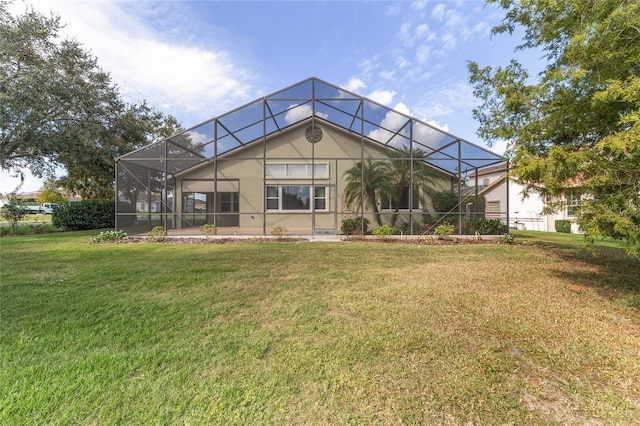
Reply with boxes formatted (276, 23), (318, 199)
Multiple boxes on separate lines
(1, 230), (639, 424)
(0, 213), (52, 225)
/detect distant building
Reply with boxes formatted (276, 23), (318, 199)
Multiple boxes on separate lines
(469, 164), (582, 233)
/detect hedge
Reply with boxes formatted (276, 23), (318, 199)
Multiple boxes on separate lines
(555, 219), (571, 233)
(52, 200), (115, 230)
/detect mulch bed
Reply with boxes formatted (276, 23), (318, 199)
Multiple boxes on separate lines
(98, 236), (512, 246)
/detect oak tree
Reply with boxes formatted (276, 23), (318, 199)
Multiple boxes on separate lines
(1, 2), (179, 197)
(468, 0), (640, 253)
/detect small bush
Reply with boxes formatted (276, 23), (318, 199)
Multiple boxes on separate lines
(270, 225), (286, 238)
(91, 230), (128, 243)
(0, 198), (28, 230)
(555, 220), (571, 233)
(500, 234), (515, 244)
(372, 224), (394, 239)
(472, 218), (507, 235)
(53, 200), (115, 230)
(396, 222), (411, 235)
(147, 226), (166, 241)
(434, 223), (455, 239)
(199, 224), (217, 238)
(341, 217), (370, 235)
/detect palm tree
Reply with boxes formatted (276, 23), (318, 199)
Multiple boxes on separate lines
(343, 159), (392, 226)
(386, 147), (437, 226)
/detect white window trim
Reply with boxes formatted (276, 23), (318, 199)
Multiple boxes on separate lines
(265, 162), (329, 179)
(265, 185), (328, 212)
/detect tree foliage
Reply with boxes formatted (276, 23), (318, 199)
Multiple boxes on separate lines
(0, 2), (179, 197)
(35, 176), (65, 203)
(468, 0), (640, 254)
(343, 159), (392, 227)
(386, 147), (436, 226)
(0, 197), (27, 230)
(342, 148), (437, 227)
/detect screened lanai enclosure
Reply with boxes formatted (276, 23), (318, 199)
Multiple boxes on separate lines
(116, 77), (507, 236)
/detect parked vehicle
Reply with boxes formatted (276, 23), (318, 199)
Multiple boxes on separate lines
(20, 203), (40, 214)
(39, 203), (59, 214)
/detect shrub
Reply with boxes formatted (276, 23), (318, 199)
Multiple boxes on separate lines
(147, 226), (166, 241)
(432, 191), (458, 215)
(472, 218), (507, 235)
(270, 225), (286, 239)
(434, 223), (455, 239)
(52, 200), (115, 230)
(555, 220), (571, 233)
(340, 217), (370, 235)
(372, 224), (394, 239)
(0, 198), (28, 230)
(396, 222), (411, 235)
(199, 224), (217, 238)
(91, 230), (128, 243)
(500, 234), (515, 244)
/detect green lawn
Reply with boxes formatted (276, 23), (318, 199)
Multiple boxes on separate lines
(1, 231), (639, 424)
(0, 213), (52, 225)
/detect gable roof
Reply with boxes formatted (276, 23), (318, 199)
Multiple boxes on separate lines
(118, 77), (504, 177)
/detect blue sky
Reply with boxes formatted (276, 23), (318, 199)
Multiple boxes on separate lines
(2, 0), (543, 194)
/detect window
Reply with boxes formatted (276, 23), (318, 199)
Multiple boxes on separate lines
(183, 192), (207, 213)
(220, 192), (238, 213)
(486, 200), (500, 213)
(380, 189), (420, 210)
(266, 185), (328, 211)
(566, 190), (581, 217)
(482, 178), (490, 186)
(314, 187), (326, 210)
(265, 163), (329, 179)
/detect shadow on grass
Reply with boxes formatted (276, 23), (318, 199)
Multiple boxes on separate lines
(545, 243), (639, 309)
(511, 231), (640, 309)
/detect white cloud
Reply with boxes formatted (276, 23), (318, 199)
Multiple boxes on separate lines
(488, 139), (508, 156)
(392, 102), (411, 116)
(358, 56), (381, 77)
(367, 89), (396, 106)
(284, 104), (329, 125)
(432, 4), (446, 21)
(434, 32), (458, 57)
(367, 102), (412, 147)
(22, 1), (255, 126)
(426, 120), (449, 132)
(416, 45), (432, 64)
(379, 70), (396, 80)
(0, 170), (42, 195)
(411, 1), (428, 12)
(343, 78), (367, 93)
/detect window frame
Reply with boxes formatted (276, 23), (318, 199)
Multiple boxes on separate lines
(265, 162), (329, 179)
(380, 188), (421, 211)
(265, 185), (328, 212)
(566, 190), (581, 217)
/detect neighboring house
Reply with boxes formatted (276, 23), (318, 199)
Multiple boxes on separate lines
(116, 77), (505, 236)
(469, 163), (582, 233)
